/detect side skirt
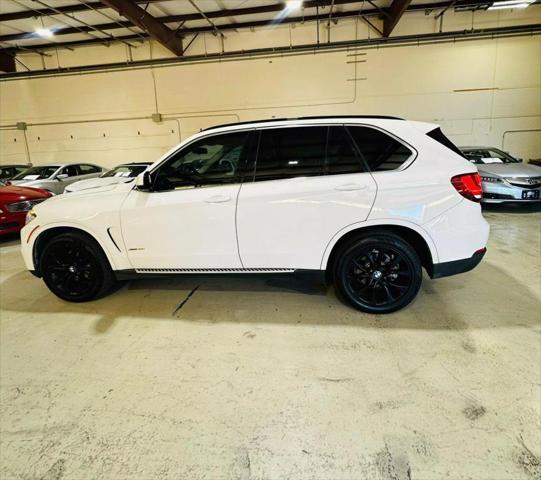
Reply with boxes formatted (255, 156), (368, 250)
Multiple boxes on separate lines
(114, 268), (327, 284)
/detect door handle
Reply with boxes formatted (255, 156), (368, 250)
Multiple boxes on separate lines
(205, 195), (231, 203)
(335, 183), (366, 192)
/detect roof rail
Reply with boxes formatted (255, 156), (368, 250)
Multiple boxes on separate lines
(201, 115), (404, 131)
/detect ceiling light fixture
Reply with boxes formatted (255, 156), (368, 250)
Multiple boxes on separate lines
(286, 0), (303, 10)
(488, 0), (535, 9)
(35, 27), (54, 38)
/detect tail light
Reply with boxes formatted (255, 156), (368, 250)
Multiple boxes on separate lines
(451, 173), (482, 202)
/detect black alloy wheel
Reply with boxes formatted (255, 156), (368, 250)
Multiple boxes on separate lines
(334, 233), (422, 314)
(40, 232), (115, 302)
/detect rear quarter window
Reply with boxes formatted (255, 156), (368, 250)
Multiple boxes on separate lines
(347, 126), (413, 172)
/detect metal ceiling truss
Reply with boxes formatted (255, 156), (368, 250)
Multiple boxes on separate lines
(1, 23), (539, 79)
(100, 0), (183, 55)
(383, 0), (413, 36)
(0, 0), (164, 22)
(0, 0), (497, 45)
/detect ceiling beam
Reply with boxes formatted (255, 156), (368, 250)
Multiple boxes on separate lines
(383, 0), (413, 37)
(0, 49), (16, 72)
(100, 0), (183, 56)
(0, 0), (163, 22)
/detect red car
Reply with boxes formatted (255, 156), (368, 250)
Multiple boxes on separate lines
(0, 183), (52, 235)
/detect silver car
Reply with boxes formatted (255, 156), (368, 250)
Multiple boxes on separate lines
(460, 146), (541, 203)
(9, 163), (104, 195)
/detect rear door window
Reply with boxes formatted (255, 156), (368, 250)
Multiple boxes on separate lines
(347, 126), (413, 172)
(79, 164), (101, 174)
(254, 126), (327, 181)
(326, 126), (366, 175)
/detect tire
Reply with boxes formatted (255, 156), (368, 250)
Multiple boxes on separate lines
(333, 233), (422, 314)
(39, 232), (116, 302)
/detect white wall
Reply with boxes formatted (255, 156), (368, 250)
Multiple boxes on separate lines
(1, 9), (540, 168)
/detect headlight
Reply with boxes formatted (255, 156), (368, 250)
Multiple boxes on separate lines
(25, 209), (37, 225)
(480, 176), (502, 183)
(5, 198), (46, 213)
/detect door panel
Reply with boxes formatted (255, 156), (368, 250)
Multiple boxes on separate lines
(120, 130), (253, 270)
(236, 173), (376, 269)
(120, 185), (242, 269)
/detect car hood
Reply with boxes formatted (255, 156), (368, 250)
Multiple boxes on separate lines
(0, 185), (51, 203)
(9, 179), (49, 188)
(32, 181), (133, 221)
(61, 179), (134, 198)
(478, 163), (541, 178)
(66, 176), (134, 192)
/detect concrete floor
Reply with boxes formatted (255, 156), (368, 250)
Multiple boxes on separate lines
(0, 207), (540, 480)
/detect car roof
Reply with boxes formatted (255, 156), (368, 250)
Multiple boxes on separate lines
(29, 163), (101, 167)
(201, 115), (405, 132)
(117, 162), (152, 166)
(460, 146), (500, 151)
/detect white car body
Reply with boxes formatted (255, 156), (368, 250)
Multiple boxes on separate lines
(65, 163), (151, 193)
(64, 176), (135, 193)
(21, 117), (489, 311)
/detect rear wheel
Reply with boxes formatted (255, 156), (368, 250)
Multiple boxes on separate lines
(40, 232), (115, 302)
(333, 233), (422, 314)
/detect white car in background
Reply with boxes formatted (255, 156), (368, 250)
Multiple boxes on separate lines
(10, 163), (104, 195)
(65, 162), (152, 193)
(21, 116), (489, 314)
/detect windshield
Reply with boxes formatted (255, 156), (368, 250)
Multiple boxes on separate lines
(12, 166), (59, 180)
(463, 149), (519, 165)
(101, 164), (148, 178)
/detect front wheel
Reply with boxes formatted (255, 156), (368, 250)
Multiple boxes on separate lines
(40, 232), (115, 302)
(333, 233), (422, 314)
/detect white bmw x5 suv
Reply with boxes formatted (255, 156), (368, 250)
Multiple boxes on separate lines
(21, 116), (489, 313)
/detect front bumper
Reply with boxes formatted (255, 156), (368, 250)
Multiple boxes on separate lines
(0, 211), (26, 235)
(431, 248), (486, 279)
(481, 181), (541, 203)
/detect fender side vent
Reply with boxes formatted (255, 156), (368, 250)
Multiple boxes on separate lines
(107, 227), (122, 252)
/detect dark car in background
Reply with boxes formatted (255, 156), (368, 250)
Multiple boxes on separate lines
(0, 164), (31, 181)
(460, 146), (541, 203)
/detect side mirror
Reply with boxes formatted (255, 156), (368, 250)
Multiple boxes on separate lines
(136, 171), (152, 191)
(56, 173), (68, 181)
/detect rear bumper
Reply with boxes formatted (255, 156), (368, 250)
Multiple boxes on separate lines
(430, 248), (486, 279)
